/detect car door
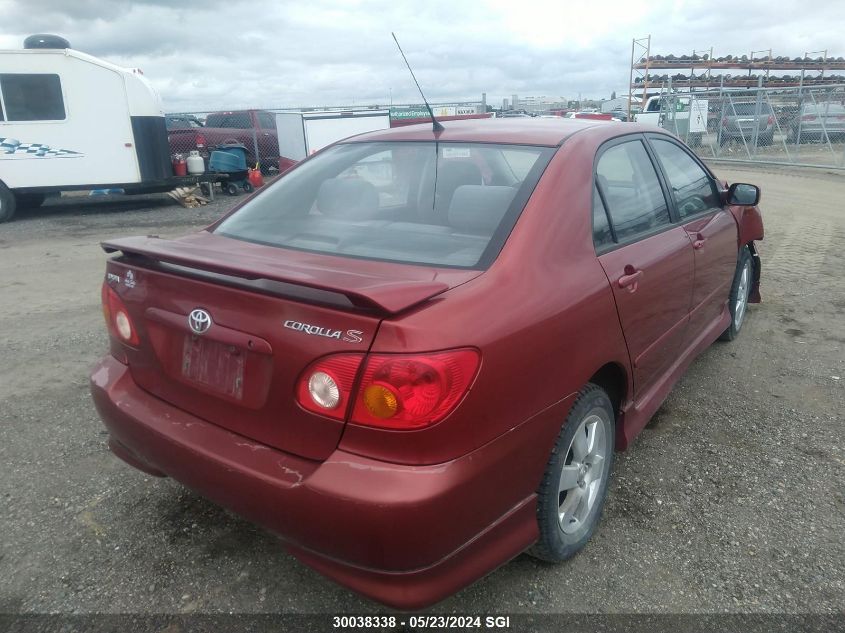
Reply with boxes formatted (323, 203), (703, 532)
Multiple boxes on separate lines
(594, 137), (695, 398)
(647, 135), (737, 340)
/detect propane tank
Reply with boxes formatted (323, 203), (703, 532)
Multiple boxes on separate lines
(186, 150), (205, 175)
(172, 154), (187, 177)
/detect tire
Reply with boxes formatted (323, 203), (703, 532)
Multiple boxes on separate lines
(529, 384), (615, 562)
(720, 245), (753, 342)
(759, 132), (773, 147)
(0, 181), (16, 223)
(243, 182), (254, 193)
(225, 183), (239, 196)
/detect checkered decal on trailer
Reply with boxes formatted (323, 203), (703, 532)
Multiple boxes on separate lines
(0, 137), (83, 158)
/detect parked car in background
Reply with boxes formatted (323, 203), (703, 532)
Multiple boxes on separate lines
(788, 102), (845, 143)
(167, 109), (280, 172)
(91, 119), (763, 609)
(719, 101), (775, 146)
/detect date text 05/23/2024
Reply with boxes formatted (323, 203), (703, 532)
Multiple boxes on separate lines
(332, 615), (512, 629)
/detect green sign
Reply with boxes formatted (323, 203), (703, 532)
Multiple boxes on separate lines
(389, 106), (432, 119)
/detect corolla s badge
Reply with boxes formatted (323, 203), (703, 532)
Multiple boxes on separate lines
(284, 319), (363, 343)
(188, 309), (213, 335)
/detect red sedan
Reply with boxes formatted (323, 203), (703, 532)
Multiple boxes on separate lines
(90, 119), (763, 609)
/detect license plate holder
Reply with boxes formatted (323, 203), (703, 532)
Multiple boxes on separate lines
(181, 334), (245, 399)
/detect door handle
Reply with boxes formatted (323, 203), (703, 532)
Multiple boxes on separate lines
(692, 232), (706, 249)
(618, 267), (643, 293)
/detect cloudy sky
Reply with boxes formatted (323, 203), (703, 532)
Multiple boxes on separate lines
(1, 0), (843, 112)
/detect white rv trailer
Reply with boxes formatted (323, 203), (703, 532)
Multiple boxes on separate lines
(0, 35), (179, 222)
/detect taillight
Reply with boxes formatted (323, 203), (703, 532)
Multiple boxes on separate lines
(101, 282), (140, 346)
(195, 133), (206, 148)
(296, 354), (365, 420)
(351, 349), (480, 430)
(767, 115), (774, 125)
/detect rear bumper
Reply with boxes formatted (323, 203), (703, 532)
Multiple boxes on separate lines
(90, 355), (540, 609)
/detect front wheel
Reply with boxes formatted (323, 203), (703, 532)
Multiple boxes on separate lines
(529, 384), (615, 562)
(720, 245), (753, 342)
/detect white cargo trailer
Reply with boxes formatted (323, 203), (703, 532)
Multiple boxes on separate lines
(275, 110), (391, 163)
(0, 35), (184, 222)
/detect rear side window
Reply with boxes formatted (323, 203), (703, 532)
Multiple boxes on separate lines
(650, 139), (720, 218)
(215, 141), (554, 268)
(0, 74), (65, 121)
(595, 140), (670, 241)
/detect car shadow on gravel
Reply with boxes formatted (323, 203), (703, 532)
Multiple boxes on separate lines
(16, 195), (175, 221)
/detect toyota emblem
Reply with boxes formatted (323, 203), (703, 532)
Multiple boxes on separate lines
(188, 308), (212, 335)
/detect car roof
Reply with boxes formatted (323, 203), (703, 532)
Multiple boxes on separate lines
(345, 118), (621, 147)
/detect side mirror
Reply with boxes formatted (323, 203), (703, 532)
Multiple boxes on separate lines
(726, 183), (760, 206)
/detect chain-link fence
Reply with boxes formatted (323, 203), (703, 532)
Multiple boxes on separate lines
(165, 110), (285, 174)
(651, 84), (845, 169)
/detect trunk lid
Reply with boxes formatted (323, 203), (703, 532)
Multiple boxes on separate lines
(102, 232), (480, 460)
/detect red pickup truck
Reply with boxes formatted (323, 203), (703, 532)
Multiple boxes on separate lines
(167, 109), (280, 173)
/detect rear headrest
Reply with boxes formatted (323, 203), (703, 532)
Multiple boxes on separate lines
(448, 185), (517, 235)
(317, 178), (379, 219)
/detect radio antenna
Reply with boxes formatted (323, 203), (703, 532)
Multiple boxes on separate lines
(391, 32), (444, 133)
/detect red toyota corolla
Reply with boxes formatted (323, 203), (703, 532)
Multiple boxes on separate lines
(90, 119), (763, 609)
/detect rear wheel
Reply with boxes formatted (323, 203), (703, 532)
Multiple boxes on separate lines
(225, 183), (239, 196)
(0, 181), (16, 223)
(720, 245), (753, 342)
(529, 384), (615, 562)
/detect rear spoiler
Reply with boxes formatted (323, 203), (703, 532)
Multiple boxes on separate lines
(101, 235), (452, 315)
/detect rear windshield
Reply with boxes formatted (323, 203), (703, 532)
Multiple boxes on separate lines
(729, 103), (774, 115)
(205, 112), (252, 128)
(214, 141), (554, 268)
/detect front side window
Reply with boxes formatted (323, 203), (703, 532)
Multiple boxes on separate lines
(0, 74), (65, 121)
(215, 141), (553, 268)
(650, 139), (720, 218)
(595, 140), (670, 241)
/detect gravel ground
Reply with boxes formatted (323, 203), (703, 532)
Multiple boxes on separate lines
(0, 166), (843, 620)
